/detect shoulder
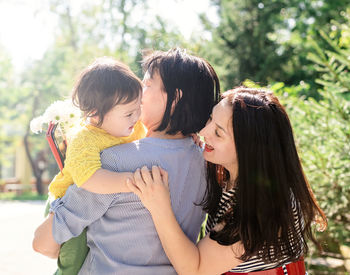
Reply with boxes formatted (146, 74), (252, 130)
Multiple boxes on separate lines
(64, 128), (100, 160)
(68, 126), (99, 147)
(187, 142), (206, 168)
(102, 139), (142, 153)
(100, 139), (142, 162)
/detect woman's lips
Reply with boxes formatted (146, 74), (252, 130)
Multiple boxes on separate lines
(204, 144), (214, 152)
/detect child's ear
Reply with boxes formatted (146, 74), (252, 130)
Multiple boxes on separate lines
(89, 116), (99, 125)
(87, 110), (100, 125)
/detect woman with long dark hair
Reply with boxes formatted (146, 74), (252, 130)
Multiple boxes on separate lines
(128, 87), (327, 275)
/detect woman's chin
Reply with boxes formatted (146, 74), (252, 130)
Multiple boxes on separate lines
(202, 151), (213, 162)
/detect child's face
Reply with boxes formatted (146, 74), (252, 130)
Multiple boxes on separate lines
(99, 95), (142, 137)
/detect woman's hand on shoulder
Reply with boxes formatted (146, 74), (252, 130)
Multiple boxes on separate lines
(127, 166), (171, 216)
(191, 133), (203, 148)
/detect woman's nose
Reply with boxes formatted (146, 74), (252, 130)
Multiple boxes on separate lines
(199, 124), (209, 137)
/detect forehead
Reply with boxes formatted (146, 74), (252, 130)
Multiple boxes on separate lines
(213, 98), (231, 115)
(212, 99), (233, 129)
(114, 96), (141, 111)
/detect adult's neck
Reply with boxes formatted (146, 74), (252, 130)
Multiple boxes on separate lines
(226, 168), (238, 190)
(146, 129), (185, 139)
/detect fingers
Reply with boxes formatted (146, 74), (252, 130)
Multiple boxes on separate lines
(199, 140), (203, 148)
(159, 167), (169, 187)
(126, 178), (142, 198)
(151, 166), (169, 187)
(140, 166), (153, 184)
(135, 165), (169, 188)
(191, 133), (203, 147)
(151, 166), (162, 183)
(133, 168), (146, 192)
(191, 133), (199, 145)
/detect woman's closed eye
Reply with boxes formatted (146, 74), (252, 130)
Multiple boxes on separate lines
(215, 129), (221, 137)
(126, 112), (133, 117)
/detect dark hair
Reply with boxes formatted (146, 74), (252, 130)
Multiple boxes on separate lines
(202, 87), (327, 264)
(72, 57), (142, 126)
(142, 48), (220, 135)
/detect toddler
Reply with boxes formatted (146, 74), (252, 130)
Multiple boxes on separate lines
(48, 57), (146, 274)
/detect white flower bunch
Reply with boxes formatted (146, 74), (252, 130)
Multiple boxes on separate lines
(30, 99), (82, 135)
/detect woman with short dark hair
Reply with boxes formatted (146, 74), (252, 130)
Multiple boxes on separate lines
(142, 49), (219, 136)
(129, 87), (327, 275)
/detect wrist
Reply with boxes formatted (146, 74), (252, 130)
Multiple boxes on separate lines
(150, 203), (174, 222)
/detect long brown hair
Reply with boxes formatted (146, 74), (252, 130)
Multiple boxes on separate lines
(202, 87), (327, 263)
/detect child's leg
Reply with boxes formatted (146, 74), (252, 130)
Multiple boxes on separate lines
(56, 229), (89, 275)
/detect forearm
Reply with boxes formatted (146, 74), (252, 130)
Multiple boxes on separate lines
(129, 166), (241, 275)
(32, 213), (60, 259)
(151, 208), (201, 275)
(80, 168), (133, 194)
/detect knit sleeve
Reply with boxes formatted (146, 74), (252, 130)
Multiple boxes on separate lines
(64, 130), (102, 187)
(48, 169), (74, 199)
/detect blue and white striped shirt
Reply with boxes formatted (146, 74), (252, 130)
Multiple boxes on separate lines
(51, 137), (206, 275)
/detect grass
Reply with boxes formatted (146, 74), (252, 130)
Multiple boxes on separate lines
(0, 191), (48, 201)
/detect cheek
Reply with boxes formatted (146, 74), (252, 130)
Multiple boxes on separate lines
(149, 94), (166, 115)
(160, 95), (167, 111)
(212, 142), (235, 163)
(102, 113), (112, 125)
(141, 91), (153, 110)
(118, 117), (128, 126)
(142, 90), (149, 102)
(223, 143), (237, 164)
(216, 146), (229, 160)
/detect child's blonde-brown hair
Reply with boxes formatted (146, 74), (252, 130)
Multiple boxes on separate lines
(72, 57), (142, 126)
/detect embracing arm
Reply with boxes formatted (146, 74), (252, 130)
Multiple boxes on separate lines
(80, 169), (133, 194)
(150, 198), (243, 275)
(127, 166), (243, 275)
(65, 133), (134, 194)
(32, 213), (59, 258)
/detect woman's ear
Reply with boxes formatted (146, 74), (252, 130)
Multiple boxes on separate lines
(171, 89), (183, 112)
(175, 88), (183, 103)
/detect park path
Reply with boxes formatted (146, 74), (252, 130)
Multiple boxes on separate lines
(0, 200), (57, 275)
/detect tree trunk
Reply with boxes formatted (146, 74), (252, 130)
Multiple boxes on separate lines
(23, 133), (44, 195)
(23, 95), (45, 195)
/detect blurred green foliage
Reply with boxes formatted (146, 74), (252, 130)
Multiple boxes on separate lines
(282, 21), (350, 252)
(0, 191), (48, 201)
(245, 10), (350, 273)
(200, 0), (350, 94)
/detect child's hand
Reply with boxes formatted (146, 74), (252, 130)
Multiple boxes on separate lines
(191, 133), (203, 148)
(127, 166), (171, 215)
